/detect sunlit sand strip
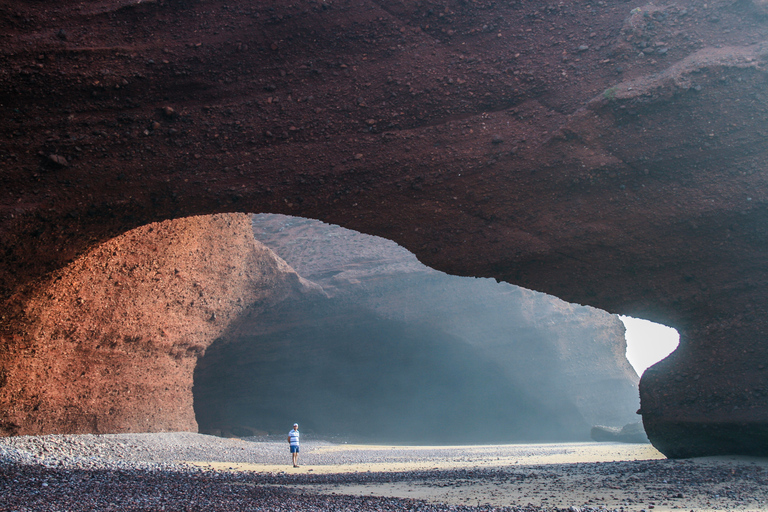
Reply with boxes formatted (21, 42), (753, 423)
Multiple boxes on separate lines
(188, 442), (665, 474)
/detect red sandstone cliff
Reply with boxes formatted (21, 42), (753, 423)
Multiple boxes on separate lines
(0, 213), (317, 435)
(2, 0), (768, 456)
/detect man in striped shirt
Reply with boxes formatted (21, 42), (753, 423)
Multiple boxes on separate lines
(288, 423), (300, 467)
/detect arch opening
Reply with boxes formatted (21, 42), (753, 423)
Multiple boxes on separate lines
(192, 214), (643, 444)
(620, 316), (680, 377)
(0, 210), (647, 443)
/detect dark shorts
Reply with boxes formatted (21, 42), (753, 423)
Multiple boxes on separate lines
(290, 445), (300, 453)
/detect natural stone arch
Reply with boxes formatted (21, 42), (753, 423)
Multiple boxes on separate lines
(2, 0), (768, 456)
(1, 212), (640, 442)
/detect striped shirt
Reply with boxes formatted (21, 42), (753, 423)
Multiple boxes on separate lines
(289, 429), (300, 446)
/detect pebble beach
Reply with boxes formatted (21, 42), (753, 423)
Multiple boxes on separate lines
(2, 433), (767, 511)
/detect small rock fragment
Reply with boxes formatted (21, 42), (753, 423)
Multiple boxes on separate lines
(48, 154), (68, 167)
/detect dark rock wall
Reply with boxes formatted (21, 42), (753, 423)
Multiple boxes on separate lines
(0, 214), (313, 435)
(193, 215), (639, 443)
(640, 324), (768, 458)
(2, 0), (768, 455)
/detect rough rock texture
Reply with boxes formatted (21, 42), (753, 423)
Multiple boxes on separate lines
(1, 0), (768, 456)
(193, 214), (640, 444)
(591, 422), (649, 444)
(0, 213), (314, 436)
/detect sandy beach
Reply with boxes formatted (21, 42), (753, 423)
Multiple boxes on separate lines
(2, 433), (768, 511)
(199, 441), (768, 511)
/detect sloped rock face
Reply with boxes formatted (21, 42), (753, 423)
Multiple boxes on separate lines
(0, 214), (312, 435)
(1, 0), (768, 455)
(193, 215), (639, 444)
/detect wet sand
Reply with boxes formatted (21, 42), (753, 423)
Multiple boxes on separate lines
(3, 434), (768, 511)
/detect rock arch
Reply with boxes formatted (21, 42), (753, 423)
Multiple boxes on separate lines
(2, 0), (768, 457)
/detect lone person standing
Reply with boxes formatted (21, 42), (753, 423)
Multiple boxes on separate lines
(288, 423), (300, 467)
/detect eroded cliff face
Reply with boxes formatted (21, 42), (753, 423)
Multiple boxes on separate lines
(193, 215), (639, 443)
(2, 0), (768, 456)
(0, 214), (313, 435)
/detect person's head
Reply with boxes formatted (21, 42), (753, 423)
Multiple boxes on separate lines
(293, 423), (298, 430)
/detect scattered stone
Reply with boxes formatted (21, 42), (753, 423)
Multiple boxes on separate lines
(591, 422), (648, 443)
(48, 154), (68, 167)
(578, 45), (589, 52)
(1, 433), (766, 511)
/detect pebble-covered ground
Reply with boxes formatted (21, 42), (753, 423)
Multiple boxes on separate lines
(2, 433), (768, 512)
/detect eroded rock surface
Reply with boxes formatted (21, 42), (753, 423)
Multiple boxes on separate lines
(193, 214), (640, 443)
(0, 214), (313, 435)
(1, 0), (768, 455)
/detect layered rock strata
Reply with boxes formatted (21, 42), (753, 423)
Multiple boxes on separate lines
(1, 0), (768, 455)
(0, 213), (314, 435)
(193, 215), (640, 444)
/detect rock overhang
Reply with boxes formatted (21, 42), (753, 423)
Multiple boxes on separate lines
(1, 0), (768, 457)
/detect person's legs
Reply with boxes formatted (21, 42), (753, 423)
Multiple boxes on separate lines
(291, 445), (299, 467)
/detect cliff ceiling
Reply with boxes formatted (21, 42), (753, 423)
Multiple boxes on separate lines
(2, 0), (768, 457)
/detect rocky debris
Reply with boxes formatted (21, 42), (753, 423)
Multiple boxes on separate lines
(1, 464), (467, 512)
(2, 434), (768, 511)
(0, 432), (290, 471)
(47, 154), (68, 167)
(591, 423), (649, 444)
